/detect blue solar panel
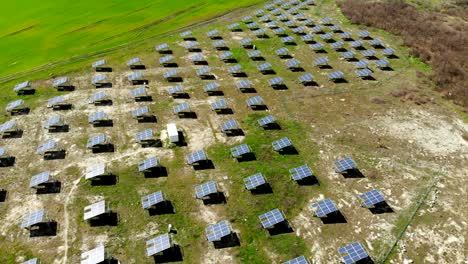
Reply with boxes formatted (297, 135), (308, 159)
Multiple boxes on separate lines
(357, 69), (372, 77)
(36, 139), (57, 154)
(195, 180), (217, 198)
(301, 34), (313, 42)
(342, 51), (356, 59)
(315, 57), (329, 66)
(141, 191), (165, 209)
(132, 106), (150, 118)
(146, 233), (172, 256)
(355, 60), (369, 69)
(321, 33), (333, 40)
(247, 22), (259, 29)
(237, 80), (253, 89)
(240, 38), (253, 46)
(259, 208), (285, 228)
(204, 82), (220, 92)
(219, 51), (233, 60)
(231, 144), (251, 158)
(272, 137), (292, 151)
(180, 31), (192, 38)
(335, 157), (357, 172)
(340, 32), (352, 39)
(248, 50), (262, 58)
(213, 40), (227, 48)
(338, 242), (369, 264)
(92, 59), (106, 68)
(211, 99), (227, 110)
(329, 71), (344, 80)
(6, 100), (25, 111)
(369, 39), (382, 46)
(135, 129), (154, 142)
(311, 198), (338, 217)
(21, 209), (45, 228)
(289, 165), (313, 181)
(360, 189), (385, 207)
(88, 111), (107, 123)
(87, 134), (106, 148)
(269, 77), (284, 86)
(89, 91), (106, 103)
(0, 120), (16, 133)
(53, 77), (69, 87)
(159, 55), (174, 64)
(185, 41), (199, 49)
(310, 43), (324, 50)
(128, 72), (143, 81)
(329, 25), (341, 31)
(244, 173), (266, 190)
(155, 43), (169, 51)
(206, 220), (232, 242)
(14, 81), (31, 92)
(287, 59), (301, 68)
(350, 40), (363, 48)
(191, 53), (205, 62)
(258, 62), (272, 71)
(196, 67), (211, 76)
(331, 41), (344, 49)
(311, 25), (322, 33)
(164, 69), (178, 79)
(298, 73), (314, 83)
(47, 96), (65, 107)
(276, 47), (289, 56)
(362, 50), (375, 57)
(321, 17), (332, 24)
(138, 157), (160, 172)
(247, 96), (264, 106)
(375, 59), (389, 68)
(358, 30), (370, 38)
(30, 171), (51, 188)
(43, 115), (62, 129)
(207, 29), (220, 37)
(282, 36), (295, 44)
(258, 115), (276, 126)
(253, 29), (266, 36)
(127, 57), (141, 66)
(221, 119), (239, 132)
(187, 150), (207, 165)
(131, 87), (146, 98)
(173, 102), (190, 114)
(283, 255), (309, 264)
(228, 23), (240, 30)
(168, 84), (183, 94)
(92, 74), (107, 84)
(383, 47), (394, 56)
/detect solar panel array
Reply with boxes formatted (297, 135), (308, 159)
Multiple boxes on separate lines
(287, 59), (301, 68)
(141, 191), (165, 209)
(248, 50), (262, 58)
(375, 59), (389, 68)
(244, 173), (266, 190)
(289, 164), (313, 181)
(30, 171), (50, 188)
(273, 28), (286, 35)
(195, 180), (217, 198)
(219, 51), (233, 60)
(276, 47), (289, 56)
(186, 150), (207, 165)
(43, 116), (63, 129)
(155, 43), (169, 51)
(138, 157), (160, 172)
(310, 43), (324, 50)
(272, 137), (292, 151)
(355, 60), (369, 69)
(358, 30), (370, 38)
(311, 198), (338, 217)
(191, 53), (205, 62)
(81, 245), (105, 264)
(231, 144), (251, 158)
(146, 233), (172, 256)
(237, 80), (253, 89)
(185, 41), (199, 49)
(360, 189), (385, 207)
(259, 208), (285, 228)
(331, 41), (344, 49)
(21, 209), (45, 228)
(86, 134), (106, 148)
(159, 55), (174, 64)
(258, 115), (276, 126)
(342, 51), (356, 59)
(135, 129), (154, 142)
(180, 31), (192, 38)
(338, 242), (369, 264)
(283, 255), (309, 264)
(362, 49), (375, 57)
(206, 220), (232, 242)
(213, 40), (226, 47)
(228, 65), (242, 73)
(240, 38), (253, 46)
(207, 29), (219, 37)
(84, 200), (106, 220)
(282, 36), (295, 43)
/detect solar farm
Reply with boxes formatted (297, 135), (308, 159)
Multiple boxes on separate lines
(0, 0), (467, 264)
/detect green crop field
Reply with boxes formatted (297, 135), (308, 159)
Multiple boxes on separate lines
(0, 0), (263, 78)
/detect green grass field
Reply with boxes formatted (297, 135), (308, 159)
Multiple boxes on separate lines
(0, 0), (263, 78)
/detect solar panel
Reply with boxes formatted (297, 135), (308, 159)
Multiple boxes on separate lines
(211, 99), (227, 110)
(355, 60), (369, 69)
(259, 14), (271, 22)
(204, 82), (220, 92)
(236, 79), (253, 89)
(207, 29), (219, 37)
(294, 13), (306, 20)
(213, 40), (226, 47)
(278, 14), (289, 21)
(258, 62), (272, 72)
(247, 22), (259, 29)
(146, 233), (172, 256)
(0, 147), (6, 157)
(86, 134), (106, 148)
(92, 74), (106, 84)
(164, 69), (178, 79)
(228, 64), (242, 73)
(311, 198), (338, 217)
(84, 200), (106, 220)
(132, 106), (150, 118)
(173, 102), (190, 114)
(127, 57), (141, 66)
(258, 115), (276, 126)
(22, 258), (38, 264)
(282, 36), (295, 43)
(0, 120), (16, 133)
(138, 157), (160, 172)
(299, 73), (314, 83)
(186, 150), (207, 165)
(292, 26), (305, 34)
(92, 59), (106, 68)
(180, 30), (192, 37)
(219, 51), (233, 60)
(247, 96), (264, 106)
(350, 40), (363, 48)
(311, 25), (322, 33)
(142, 191), (165, 209)
(383, 47), (394, 56)
(360, 189), (385, 207)
(287, 59), (301, 68)
(240, 38), (252, 46)
(285, 20), (296, 27)
(21, 209), (45, 228)
(43, 115), (63, 129)
(290, 164), (313, 181)
(362, 50), (376, 57)
(342, 51), (356, 59)
(266, 21), (279, 28)
(321, 17), (332, 24)
(269, 77), (284, 86)
(248, 50), (262, 58)
(338, 242), (369, 264)
(168, 84), (184, 94)
(191, 53), (205, 62)
(335, 157), (357, 172)
(131, 87), (146, 98)
(329, 71), (344, 80)
(358, 30), (370, 38)
(340, 32), (352, 39)
(357, 69), (372, 77)
(310, 43), (324, 50)
(159, 55), (174, 64)
(155, 43), (169, 51)
(14, 81), (30, 91)
(276, 48), (289, 57)
(85, 163), (106, 179)
(375, 59), (389, 68)
(228, 23), (240, 30)
(231, 144), (251, 158)
(135, 129), (154, 142)
(128, 72), (143, 81)
(48, 96), (65, 107)
(195, 180), (217, 198)
(81, 245), (105, 264)
(321, 33), (333, 40)
(37, 139), (57, 154)
(196, 67), (211, 76)
(259, 208), (285, 228)
(244, 173), (266, 190)
(331, 41), (344, 49)
(30, 171), (50, 188)
(301, 34), (313, 42)
(185, 41), (199, 49)
(53, 77), (69, 87)
(283, 255), (309, 264)
(89, 91), (106, 103)
(206, 220), (232, 242)
(329, 24), (341, 31)
(253, 29), (266, 36)
(369, 39), (382, 46)
(88, 111), (107, 123)
(272, 137), (292, 151)
(6, 99), (25, 111)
